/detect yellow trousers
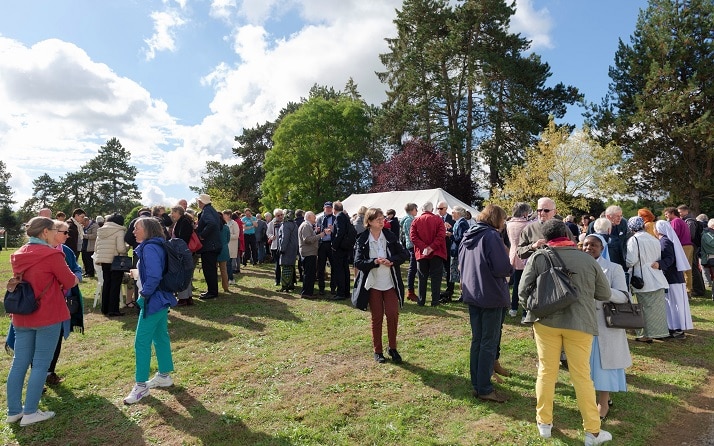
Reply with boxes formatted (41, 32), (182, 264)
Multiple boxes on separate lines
(533, 322), (601, 433)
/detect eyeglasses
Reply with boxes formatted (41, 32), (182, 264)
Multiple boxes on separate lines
(437, 207), (446, 210)
(57, 230), (69, 235)
(536, 209), (552, 213)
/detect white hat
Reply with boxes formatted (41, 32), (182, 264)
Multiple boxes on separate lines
(95, 216), (105, 223)
(198, 194), (212, 204)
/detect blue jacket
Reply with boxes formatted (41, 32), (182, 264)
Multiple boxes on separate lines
(135, 237), (177, 316)
(458, 223), (513, 308)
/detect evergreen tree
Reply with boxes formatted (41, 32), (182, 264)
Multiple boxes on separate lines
(0, 161), (14, 209)
(589, 0), (714, 212)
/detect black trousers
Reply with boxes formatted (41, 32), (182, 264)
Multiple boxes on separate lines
(331, 250), (351, 298)
(317, 242), (334, 292)
(301, 255), (317, 295)
(49, 326), (65, 374)
(417, 256), (443, 305)
(81, 250), (95, 276)
(242, 233), (258, 265)
(200, 250), (219, 295)
(272, 249), (282, 285)
(101, 264), (124, 314)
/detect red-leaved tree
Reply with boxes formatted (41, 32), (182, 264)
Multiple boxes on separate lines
(371, 138), (476, 206)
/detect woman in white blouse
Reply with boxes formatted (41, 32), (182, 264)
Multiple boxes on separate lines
(352, 208), (410, 364)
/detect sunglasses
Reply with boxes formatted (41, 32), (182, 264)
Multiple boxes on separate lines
(57, 230), (69, 235)
(437, 207), (446, 210)
(536, 209), (552, 213)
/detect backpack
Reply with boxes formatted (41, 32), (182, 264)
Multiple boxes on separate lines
(340, 222), (358, 250)
(525, 248), (578, 318)
(147, 238), (194, 293)
(687, 217), (703, 247)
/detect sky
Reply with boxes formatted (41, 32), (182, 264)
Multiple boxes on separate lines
(0, 0), (649, 212)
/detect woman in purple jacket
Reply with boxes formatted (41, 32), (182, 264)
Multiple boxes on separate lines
(458, 205), (513, 403)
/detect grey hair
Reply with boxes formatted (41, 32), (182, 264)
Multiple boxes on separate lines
(137, 217), (166, 240)
(422, 201), (434, 212)
(452, 206), (467, 218)
(512, 202), (532, 218)
(593, 217), (612, 234)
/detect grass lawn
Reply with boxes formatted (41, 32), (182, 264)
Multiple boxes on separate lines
(0, 248), (713, 445)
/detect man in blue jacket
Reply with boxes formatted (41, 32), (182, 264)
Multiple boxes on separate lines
(196, 194), (222, 299)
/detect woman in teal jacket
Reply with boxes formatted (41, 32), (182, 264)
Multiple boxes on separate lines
(123, 217), (177, 405)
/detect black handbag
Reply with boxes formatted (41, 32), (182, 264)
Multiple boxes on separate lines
(4, 275), (51, 315)
(603, 296), (645, 329)
(630, 237), (644, 289)
(525, 248), (578, 318)
(66, 294), (80, 314)
(111, 255), (133, 272)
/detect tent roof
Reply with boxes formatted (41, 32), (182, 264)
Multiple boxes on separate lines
(340, 188), (479, 219)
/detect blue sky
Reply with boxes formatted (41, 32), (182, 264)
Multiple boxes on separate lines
(0, 0), (648, 212)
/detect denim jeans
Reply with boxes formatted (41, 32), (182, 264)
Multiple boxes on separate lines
(7, 323), (62, 415)
(406, 249), (417, 291)
(468, 305), (503, 396)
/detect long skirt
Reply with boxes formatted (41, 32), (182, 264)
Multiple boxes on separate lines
(634, 289), (670, 339)
(665, 283), (694, 331)
(281, 265), (295, 290)
(590, 337), (627, 392)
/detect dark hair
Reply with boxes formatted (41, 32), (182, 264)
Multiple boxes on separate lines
(295, 209), (304, 218)
(137, 217), (165, 239)
(664, 206), (679, 217)
(151, 205), (166, 217)
(171, 206), (185, 216)
(386, 209), (396, 217)
(333, 201), (344, 212)
(107, 213), (125, 226)
(364, 208), (384, 228)
(542, 219), (568, 241)
(72, 208), (86, 217)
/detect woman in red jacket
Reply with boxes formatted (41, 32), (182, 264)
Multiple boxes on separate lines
(6, 217), (78, 426)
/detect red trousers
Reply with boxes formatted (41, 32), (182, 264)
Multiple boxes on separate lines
(369, 288), (400, 353)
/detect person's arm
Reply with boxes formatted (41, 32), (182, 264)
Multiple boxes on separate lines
(487, 232), (514, 278)
(608, 264), (630, 303)
(516, 226), (537, 259)
(592, 264), (612, 302)
(116, 231), (128, 255)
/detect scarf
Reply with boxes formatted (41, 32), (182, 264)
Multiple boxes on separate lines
(547, 237), (576, 247)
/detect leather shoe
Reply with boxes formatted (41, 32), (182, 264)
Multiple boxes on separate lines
(493, 360), (511, 377)
(200, 292), (218, 299)
(107, 311), (125, 317)
(477, 391), (508, 403)
(374, 353), (386, 363)
(406, 291), (418, 302)
(388, 348), (402, 364)
(331, 295), (348, 301)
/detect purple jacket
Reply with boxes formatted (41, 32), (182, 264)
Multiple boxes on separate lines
(458, 223), (513, 308)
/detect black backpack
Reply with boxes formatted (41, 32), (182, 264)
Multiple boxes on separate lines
(146, 238), (194, 293)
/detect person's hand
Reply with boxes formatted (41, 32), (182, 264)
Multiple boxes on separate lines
(651, 261), (659, 269)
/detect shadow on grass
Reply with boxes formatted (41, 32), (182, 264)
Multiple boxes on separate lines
(18, 385), (147, 446)
(147, 386), (288, 446)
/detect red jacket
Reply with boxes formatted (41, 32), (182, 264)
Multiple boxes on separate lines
(410, 211), (447, 261)
(10, 243), (76, 327)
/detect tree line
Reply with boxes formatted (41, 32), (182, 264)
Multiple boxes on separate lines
(3, 0), (712, 241)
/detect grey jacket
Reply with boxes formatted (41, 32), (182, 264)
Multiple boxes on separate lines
(298, 221), (321, 257)
(278, 220), (299, 265)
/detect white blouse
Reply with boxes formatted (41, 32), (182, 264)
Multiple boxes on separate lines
(364, 231), (393, 291)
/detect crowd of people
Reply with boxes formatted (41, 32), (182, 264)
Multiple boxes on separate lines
(7, 195), (714, 444)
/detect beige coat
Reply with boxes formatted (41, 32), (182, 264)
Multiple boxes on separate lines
(298, 221), (321, 257)
(595, 256), (633, 370)
(94, 222), (128, 264)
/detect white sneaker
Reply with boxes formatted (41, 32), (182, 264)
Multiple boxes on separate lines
(146, 373), (173, 389)
(6, 413), (23, 423)
(19, 410), (55, 426)
(229, 280), (235, 285)
(508, 309), (518, 317)
(584, 429), (613, 445)
(537, 422), (552, 438)
(123, 383), (150, 404)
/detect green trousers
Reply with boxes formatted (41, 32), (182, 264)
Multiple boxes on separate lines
(134, 308), (174, 382)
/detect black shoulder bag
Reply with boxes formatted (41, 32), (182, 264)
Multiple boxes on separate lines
(630, 237), (645, 289)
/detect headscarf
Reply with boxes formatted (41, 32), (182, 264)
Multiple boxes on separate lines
(638, 208), (656, 223)
(585, 233), (609, 260)
(628, 216), (645, 233)
(655, 220), (690, 272)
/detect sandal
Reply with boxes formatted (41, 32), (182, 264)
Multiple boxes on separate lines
(125, 301), (137, 309)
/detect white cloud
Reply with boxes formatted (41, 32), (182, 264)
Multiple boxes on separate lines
(511, 0), (554, 50)
(0, 37), (182, 207)
(144, 9), (188, 60)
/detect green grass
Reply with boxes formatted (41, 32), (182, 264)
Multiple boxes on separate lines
(0, 248), (713, 445)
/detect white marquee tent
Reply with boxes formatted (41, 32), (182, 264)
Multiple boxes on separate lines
(339, 188), (479, 219)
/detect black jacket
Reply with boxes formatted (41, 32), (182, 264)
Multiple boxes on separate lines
(196, 204), (222, 253)
(351, 229), (409, 311)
